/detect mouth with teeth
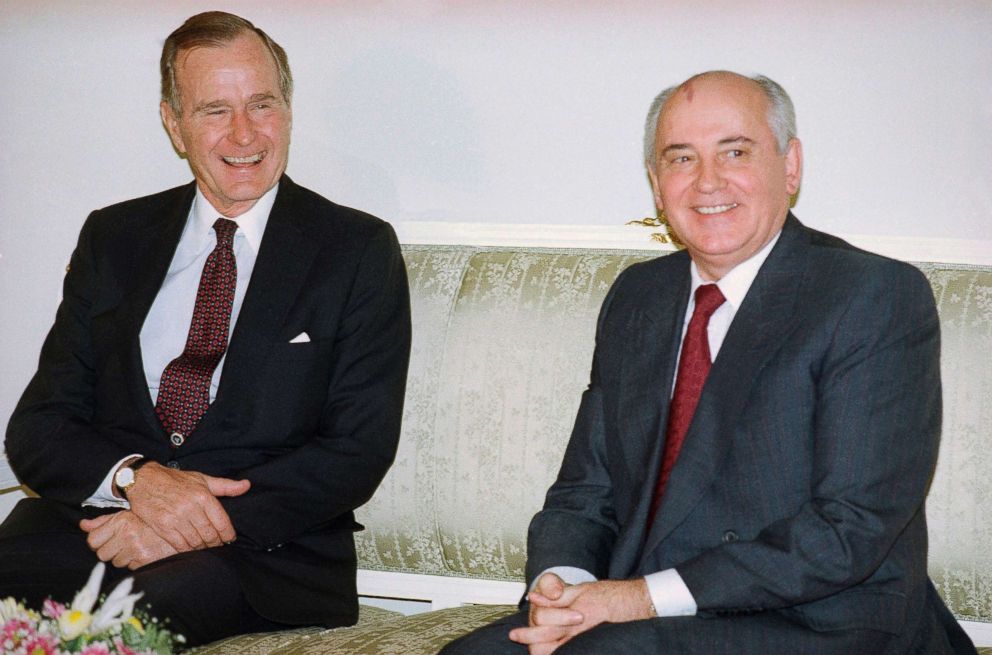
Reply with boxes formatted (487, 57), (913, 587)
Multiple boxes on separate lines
(222, 152), (266, 166)
(694, 203), (738, 215)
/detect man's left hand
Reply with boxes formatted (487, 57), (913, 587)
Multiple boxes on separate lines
(80, 512), (180, 570)
(123, 461), (250, 551)
(509, 578), (655, 654)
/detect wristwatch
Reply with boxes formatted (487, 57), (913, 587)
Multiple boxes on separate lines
(114, 458), (148, 497)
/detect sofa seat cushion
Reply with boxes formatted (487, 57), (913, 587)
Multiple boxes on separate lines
(280, 604), (516, 654)
(188, 604), (403, 654)
(189, 604), (516, 654)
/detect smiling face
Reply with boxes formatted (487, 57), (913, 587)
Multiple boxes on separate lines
(648, 73), (802, 281)
(160, 32), (291, 217)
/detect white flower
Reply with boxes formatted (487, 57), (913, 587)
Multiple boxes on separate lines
(56, 561), (107, 639)
(59, 606), (93, 639)
(90, 576), (143, 634)
(0, 596), (27, 622)
(72, 562), (106, 615)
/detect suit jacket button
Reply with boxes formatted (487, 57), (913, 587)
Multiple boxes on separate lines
(167, 461), (181, 469)
(722, 530), (739, 543)
(170, 432), (185, 447)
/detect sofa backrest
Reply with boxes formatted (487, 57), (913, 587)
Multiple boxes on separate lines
(354, 245), (992, 624)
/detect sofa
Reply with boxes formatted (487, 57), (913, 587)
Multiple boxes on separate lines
(3, 229), (989, 653)
(183, 229), (992, 654)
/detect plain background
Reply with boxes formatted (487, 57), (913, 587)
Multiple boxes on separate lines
(2, 1), (991, 484)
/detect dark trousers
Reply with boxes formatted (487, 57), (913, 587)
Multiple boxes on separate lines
(0, 497), (285, 647)
(439, 607), (900, 655)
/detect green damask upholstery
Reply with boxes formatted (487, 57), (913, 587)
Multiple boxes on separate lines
(189, 605), (402, 654)
(917, 264), (992, 624)
(199, 247), (991, 653)
(358, 248), (654, 581)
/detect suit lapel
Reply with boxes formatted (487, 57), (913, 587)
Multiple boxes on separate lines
(117, 183), (196, 437)
(643, 216), (810, 555)
(616, 255), (691, 512)
(194, 177), (321, 436)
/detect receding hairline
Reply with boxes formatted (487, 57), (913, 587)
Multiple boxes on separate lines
(161, 12), (293, 116)
(663, 72), (773, 128)
(645, 70), (795, 164)
(173, 31), (276, 78)
(170, 32), (283, 108)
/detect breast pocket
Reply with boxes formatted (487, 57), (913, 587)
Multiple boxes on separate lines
(268, 337), (332, 362)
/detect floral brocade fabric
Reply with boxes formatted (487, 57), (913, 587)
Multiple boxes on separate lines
(192, 248), (991, 654)
(356, 249), (992, 623)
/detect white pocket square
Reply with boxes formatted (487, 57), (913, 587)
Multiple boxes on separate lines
(289, 332), (311, 344)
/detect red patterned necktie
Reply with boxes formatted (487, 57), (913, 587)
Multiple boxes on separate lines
(648, 283), (726, 524)
(155, 218), (238, 448)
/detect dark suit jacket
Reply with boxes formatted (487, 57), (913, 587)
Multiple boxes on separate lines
(5, 175), (411, 626)
(527, 215), (973, 652)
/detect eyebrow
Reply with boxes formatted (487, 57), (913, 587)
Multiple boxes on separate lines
(193, 100), (230, 113)
(248, 93), (278, 104)
(718, 136), (755, 147)
(660, 135), (755, 157)
(192, 93), (279, 113)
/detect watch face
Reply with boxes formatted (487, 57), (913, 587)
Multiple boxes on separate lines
(116, 467), (135, 488)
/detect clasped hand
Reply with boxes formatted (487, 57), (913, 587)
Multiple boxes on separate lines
(80, 462), (250, 569)
(508, 573), (654, 655)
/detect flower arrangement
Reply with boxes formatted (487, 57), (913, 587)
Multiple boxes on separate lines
(1, 563), (184, 655)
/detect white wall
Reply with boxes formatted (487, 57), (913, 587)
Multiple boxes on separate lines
(2, 1), (990, 482)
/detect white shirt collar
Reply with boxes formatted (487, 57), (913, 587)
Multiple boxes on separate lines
(689, 230), (782, 312)
(191, 183), (279, 253)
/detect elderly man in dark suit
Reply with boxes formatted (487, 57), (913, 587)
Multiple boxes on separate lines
(0, 11), (410, 647)
(442, 71), (975, 654)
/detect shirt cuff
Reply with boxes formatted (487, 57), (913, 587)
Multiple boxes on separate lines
(529, 566), (598, 593)
(81, 454), (142, 509)
(645, 568), (697, 617)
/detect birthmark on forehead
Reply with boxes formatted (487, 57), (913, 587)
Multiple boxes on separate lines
(680, 80), (695, 103)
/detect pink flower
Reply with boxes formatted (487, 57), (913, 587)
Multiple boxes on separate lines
(3, 617), (37, 643)
(22, 632), (58, 655)
(42, 599), (65, 620)
(113, 636), (137, 655)
(81, 643), (111, 655)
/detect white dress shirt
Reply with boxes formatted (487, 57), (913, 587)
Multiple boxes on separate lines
(539, 230), (782, 618)
(83, 185), (278, 508)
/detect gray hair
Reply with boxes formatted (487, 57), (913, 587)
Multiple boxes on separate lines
(643, 71), (796, 166)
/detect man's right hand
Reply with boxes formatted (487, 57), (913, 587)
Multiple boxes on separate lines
(510, 572), (656, 654)
(509, 573), (584, 655)
(80, 511), (179, 570)
(122, 462), (250, 551)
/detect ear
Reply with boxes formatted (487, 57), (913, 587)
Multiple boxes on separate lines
(647, 164), (665, 212)
(784, 137), (803, 196)
(160, 101), (187, 155)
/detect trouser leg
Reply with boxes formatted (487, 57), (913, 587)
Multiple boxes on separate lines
(0, 497), (284, 647)
(438, 608), (529, 655)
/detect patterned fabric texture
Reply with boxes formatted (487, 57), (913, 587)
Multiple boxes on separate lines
(916, 263), (992, 624)
(200, 247), (991, 653)
(156, 218), (238, 444)
(189, 604), (514, 655)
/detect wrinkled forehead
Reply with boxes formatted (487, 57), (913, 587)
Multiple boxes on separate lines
(174, 32), (277, 81)
(659, 75), (771, 139)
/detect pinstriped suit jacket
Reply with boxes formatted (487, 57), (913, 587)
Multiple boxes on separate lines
(526, 214), (971, 652)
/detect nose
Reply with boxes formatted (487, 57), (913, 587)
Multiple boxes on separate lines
(694, 157), (725, 193)
(229, 109), (255, 146)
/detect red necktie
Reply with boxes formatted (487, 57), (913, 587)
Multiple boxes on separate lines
(648, 283), (726, 523)
(155, 218), (238, 448)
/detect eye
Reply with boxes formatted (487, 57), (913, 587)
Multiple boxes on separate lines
(726, 149), (744, 158)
